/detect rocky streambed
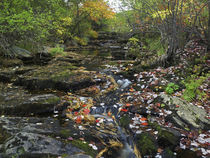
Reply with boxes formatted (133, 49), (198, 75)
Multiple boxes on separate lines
(0, 45), (209, 158)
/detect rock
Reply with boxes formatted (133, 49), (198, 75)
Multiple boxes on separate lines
(14, 61), (106, 92)
(160, 93), (210, 129)
(157, 129), (180, 149)
(0, 71), (13, 83)
(11, 46), (34, 63)
(0, 117), (83, 157)
(0, 83), (60, 116)
(0, 66), (35, 83)
(161, 148), (176, 158)
(4, 132), (81, 156)
(117, 79), (131, 89)
(65, 154), (92, 158)
(176, 149), (200, 158)
(149, 121), (181, 150)
(0, 58), (23, 68)
(135, 133), (158, 156)
(119, 115), (130, 129)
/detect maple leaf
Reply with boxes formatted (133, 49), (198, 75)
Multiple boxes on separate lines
(83, 108), (90, 115)
(76, 116), (82, 124)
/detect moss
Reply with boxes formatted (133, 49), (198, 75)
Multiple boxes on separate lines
(51, 70), (74, 81)
(0, 58), (23, 67)
(44, 96), (60, 104)
(158, 130), (178, 147)
(59, 129), (72, 138)
(0, 127), (10, 144)
(149, 122), (178, 148)
(136, 133), (157, 156)
(119, 115), (130, 129)
(71, 140), (97, 157)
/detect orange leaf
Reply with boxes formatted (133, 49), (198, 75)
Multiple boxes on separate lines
(121, 109), (128, 112)
(140, 117), (147, 121)
(156, 103), (161, 107)
(76, 116), (82, 124)
(126, 103), (131, 107)
(82, 104), (87, 107)
(108, 111), (112, 116)
(141, 122), (148, 126)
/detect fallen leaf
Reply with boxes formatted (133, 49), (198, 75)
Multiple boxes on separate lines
(126, 103), (131, 107)
(141, 122), (148, 126)
(140, 117), (147, 121)
(83, 109), (90, 115)
(121, 109), (128, 112)
(82, 104), (87, 107)
(108, 111), (112, 116)
(76, 116), (82, 124)
(156, 103), (161, 107)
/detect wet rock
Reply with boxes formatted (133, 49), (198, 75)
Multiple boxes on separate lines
(119, 115), (130, 129)
(14, 61), (106, 92)
(157, 129), (180, 149)
(0, 83), (60, 115)
(176, 149), (200, 158)
(3, 132), (82, 156)
(160, 93), (210, 129)
(0, 117), (82, 157)
(0, 117), (91, 157)
(65, 154), (92, 158)
(135, 132), (158, 156)
(161, 148), (176, 158)
(150, 121), (181, 150)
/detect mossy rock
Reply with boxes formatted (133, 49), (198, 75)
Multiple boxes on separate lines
(71, 140), (97, 157)
(15, 61), (106, 92)
(0, 127), (10, 144)
(161, 148), (176, 158)
(157, 130), (179, 149)
(119, 115), (130, 129)
(135, 133), (157, 156)
(176, 149), (200, 158)
(150, 122), (180, 149)
(59, 129), (73, 139)
(0, 58), (23, 67)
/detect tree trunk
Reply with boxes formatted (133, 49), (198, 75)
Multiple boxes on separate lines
(207, 1), (210, 50)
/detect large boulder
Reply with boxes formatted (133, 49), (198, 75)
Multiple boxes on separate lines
(0, 83), (60, 116)
(11, 46), (34, 63)
(0, 117), (84, 157)
(160, 93), (210, 130)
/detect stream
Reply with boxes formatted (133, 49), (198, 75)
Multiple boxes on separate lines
(0, 34), (209, 158)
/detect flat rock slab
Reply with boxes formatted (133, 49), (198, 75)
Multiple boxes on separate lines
(161, 93), (210, 130)
(0, 83), (60, 116)
(0, 117), (85, 157)
(14, 61), (106, 92)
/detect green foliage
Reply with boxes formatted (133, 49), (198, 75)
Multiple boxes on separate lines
(73, 36), (88, 46)
(126, 37), (141, 59)
(49, 45), (65, 56)
(165, 83), (179, 95)
(105, 11), (133, 32)
(182, 74), (209, 101)
(144, 36), (165, 56)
